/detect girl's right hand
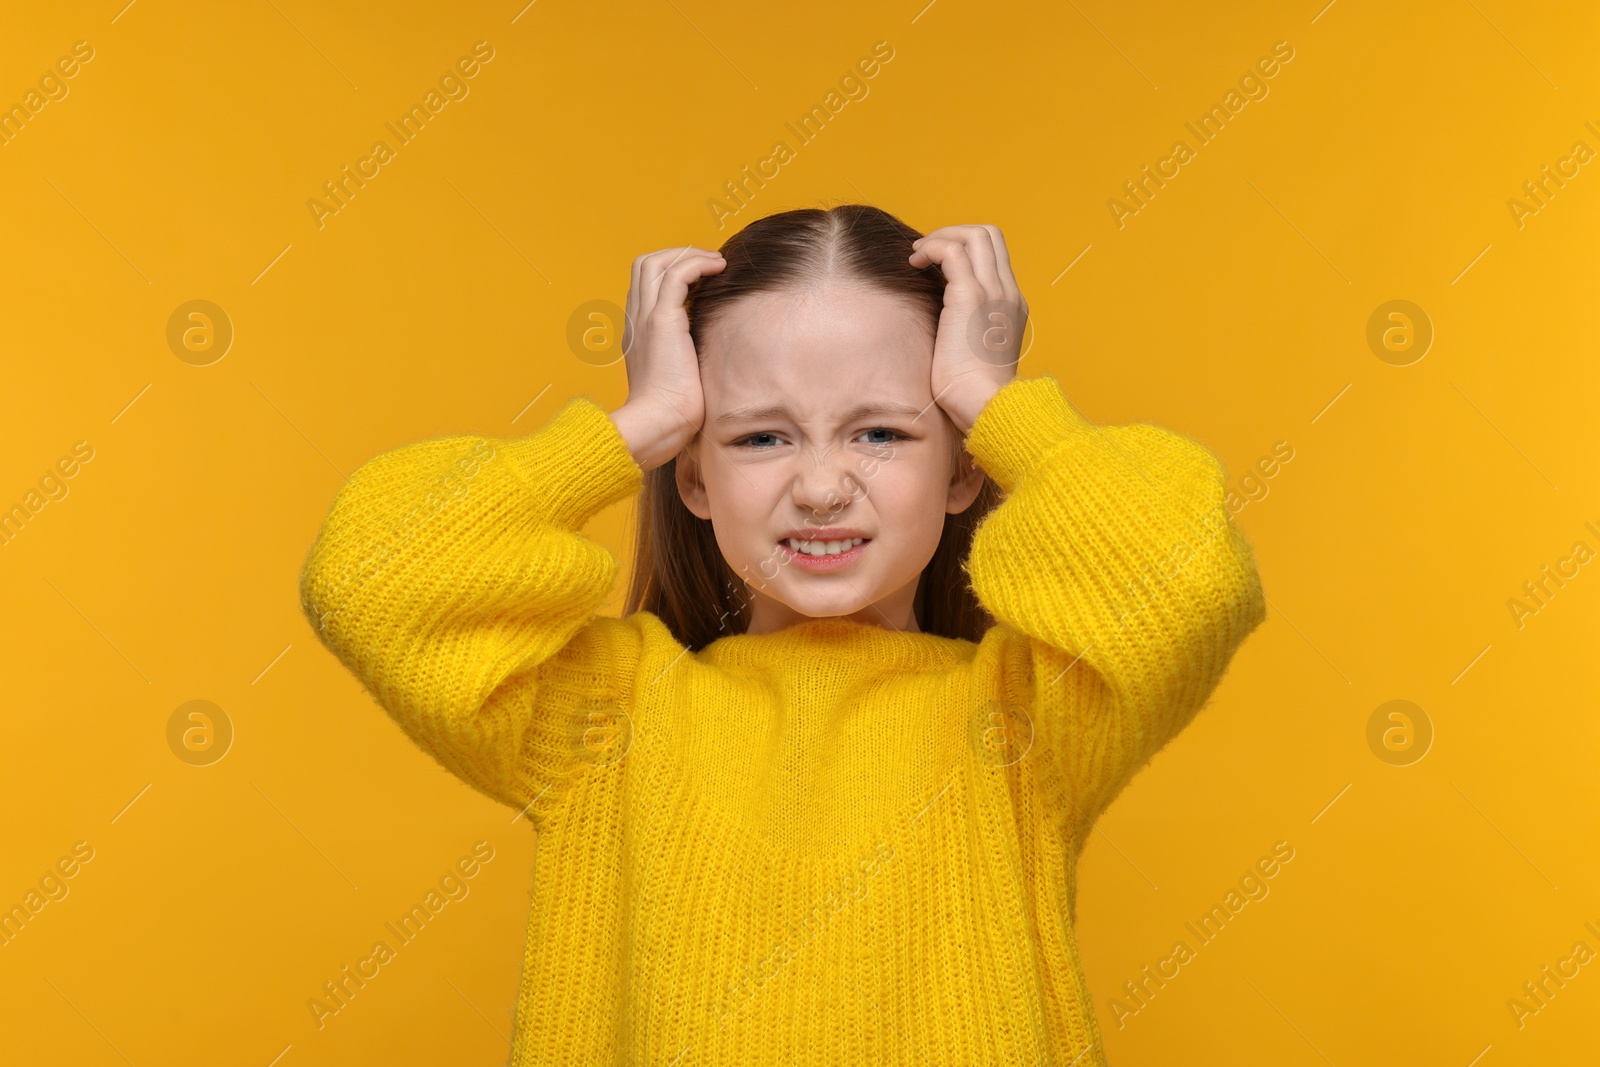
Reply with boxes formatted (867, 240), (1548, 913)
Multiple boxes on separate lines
(613, 246), (726, 463)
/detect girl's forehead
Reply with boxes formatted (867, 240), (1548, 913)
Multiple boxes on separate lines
(703, 339), (931, 411)
(706, 283), (930, 349)
(697, 283), (936, 416)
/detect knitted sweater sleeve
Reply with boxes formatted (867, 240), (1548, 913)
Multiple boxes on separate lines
(297, 395), (645, 822)
(962, 374), (1267, 838)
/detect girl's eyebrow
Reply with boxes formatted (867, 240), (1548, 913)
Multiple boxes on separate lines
(715, 401), (926, 424)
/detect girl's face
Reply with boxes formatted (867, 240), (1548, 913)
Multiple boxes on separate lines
(676, 280), (987, 636)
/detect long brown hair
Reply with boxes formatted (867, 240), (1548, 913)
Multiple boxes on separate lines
(621, 204), (1002, 650)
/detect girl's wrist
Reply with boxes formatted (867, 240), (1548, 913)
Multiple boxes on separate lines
(609, 401), (693, 473)
(940, 377), (1005, 436)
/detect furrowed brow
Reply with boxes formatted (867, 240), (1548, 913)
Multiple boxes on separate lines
(715, 401), (926, 425)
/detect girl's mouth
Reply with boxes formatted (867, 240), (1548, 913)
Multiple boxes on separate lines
(777, 537), (870, 572)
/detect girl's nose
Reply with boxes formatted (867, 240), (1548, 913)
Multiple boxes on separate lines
(789, 452), (865, 515)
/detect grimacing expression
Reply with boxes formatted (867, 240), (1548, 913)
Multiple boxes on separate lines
(675, 281), (986, 634)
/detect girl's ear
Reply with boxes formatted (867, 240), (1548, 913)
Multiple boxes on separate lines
(675, 439), (712, 520)
(946, 441), (987, 516)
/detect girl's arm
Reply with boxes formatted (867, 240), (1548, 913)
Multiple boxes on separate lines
(962, 374), (1268, 840)
(300, 243), (722, 824)
(298, 394), (646, 825)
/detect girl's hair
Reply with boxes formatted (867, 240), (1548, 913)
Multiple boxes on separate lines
(621, 204), (1002, 651)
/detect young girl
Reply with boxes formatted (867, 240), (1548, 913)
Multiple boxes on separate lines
(299, 205), (1267, 1065)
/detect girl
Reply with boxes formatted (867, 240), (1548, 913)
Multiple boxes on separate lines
(299, 205), (1267, 1065)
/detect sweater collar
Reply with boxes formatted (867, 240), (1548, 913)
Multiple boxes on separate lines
(698, 616), (974, 672)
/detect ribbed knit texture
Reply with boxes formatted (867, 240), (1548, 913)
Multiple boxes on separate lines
(298, 373), (1267, 1066)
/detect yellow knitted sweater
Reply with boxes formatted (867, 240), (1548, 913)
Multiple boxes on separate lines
(299, 373), (1266, 1066)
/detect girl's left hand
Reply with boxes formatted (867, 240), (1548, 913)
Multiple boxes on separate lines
(909, 224), (1029, 434)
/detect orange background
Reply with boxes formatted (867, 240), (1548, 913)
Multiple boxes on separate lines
(2, 1), (1596, 1063)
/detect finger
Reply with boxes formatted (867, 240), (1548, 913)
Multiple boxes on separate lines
(973, 227), (1027, 355)
(644, 246), (719, 288)
(910, 235), (981, 296)
(647, 250), (726, 331)
(637, 247), (720, 325)
(979, 224), (1021, 303)
(909, 225), (965, 269)
(642, 247), (721, 306)
(644, 245), (697, 288)
(918, 224), (981, 244)
(957, 227), (1004, 297)
(625, 253), (646, 353)
(637, 247), (690, 324)
(916, 226), (1008, 295)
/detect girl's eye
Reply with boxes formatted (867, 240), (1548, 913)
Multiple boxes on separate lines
(859, 428), (904, 446)
(735, 432), (783, 449)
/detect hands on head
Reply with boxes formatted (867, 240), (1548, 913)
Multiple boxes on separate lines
(907, 224), (1026, 435)
(607, 224), (1026, 472)
(608, 246), (726, 472)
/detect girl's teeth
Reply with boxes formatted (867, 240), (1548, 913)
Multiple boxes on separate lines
(785, 537), (865, 557)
